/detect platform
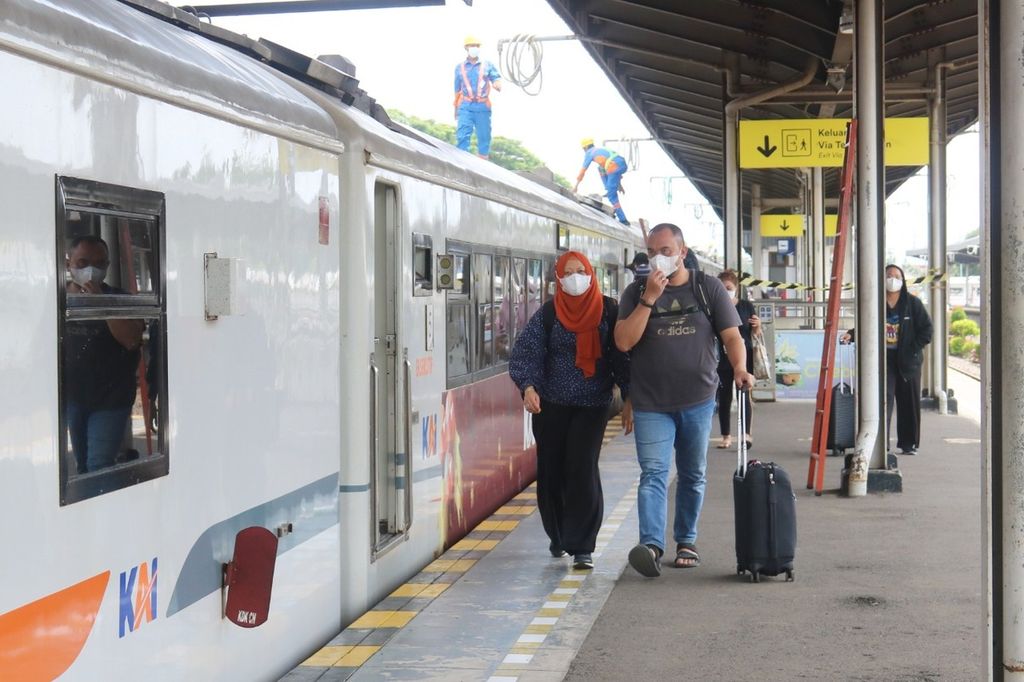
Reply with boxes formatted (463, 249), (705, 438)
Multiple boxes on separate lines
(285, 372), (984, 681)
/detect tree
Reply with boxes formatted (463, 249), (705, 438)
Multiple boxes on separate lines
(387, 109), (571, 188)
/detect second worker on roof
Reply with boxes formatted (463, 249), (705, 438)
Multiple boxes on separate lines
(574, 138), (629, 225)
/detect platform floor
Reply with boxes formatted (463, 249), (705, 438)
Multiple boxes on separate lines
(285, 372), (984, 681)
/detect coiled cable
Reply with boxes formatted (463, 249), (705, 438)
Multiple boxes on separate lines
(498, 34), (544, 96)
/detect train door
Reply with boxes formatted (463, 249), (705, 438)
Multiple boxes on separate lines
(371, 182), (410, 553)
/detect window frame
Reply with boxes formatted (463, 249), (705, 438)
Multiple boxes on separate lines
(56, 176), (169, 506)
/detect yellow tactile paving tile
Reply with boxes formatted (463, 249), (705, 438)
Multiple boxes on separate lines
(336, 645), (382, 666)
(494, 505), (536, 515)
(389, 582), (451, 598)
(349, 610), (418, 629)
(451, 539), (499, 551)
(423, 558), (477, 573)
(301, 645), (382, 667)
(475, 520), (519, 531)
(524, 623), (554, 635)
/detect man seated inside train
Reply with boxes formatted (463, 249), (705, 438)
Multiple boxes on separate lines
(64, 235), (144, 474)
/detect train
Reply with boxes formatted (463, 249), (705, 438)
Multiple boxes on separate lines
(0, 1), (647, 679)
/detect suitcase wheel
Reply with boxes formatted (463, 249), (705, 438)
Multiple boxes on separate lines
(736, 566), (743, 575)
(786, 570), (794, 582)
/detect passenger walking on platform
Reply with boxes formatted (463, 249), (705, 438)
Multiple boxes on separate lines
(842, 264), (933, 454)
(615, 223), (754, 576)
(509, 251), (631, 571)
(454, 35), (502, 159)
(573, 139), (629, 225)
(715, 269), (761, 450)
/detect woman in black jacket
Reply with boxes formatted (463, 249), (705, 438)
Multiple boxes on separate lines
(844, 264), (934, 454)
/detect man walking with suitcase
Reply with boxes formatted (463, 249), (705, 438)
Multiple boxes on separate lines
(615, 223), (755, 577)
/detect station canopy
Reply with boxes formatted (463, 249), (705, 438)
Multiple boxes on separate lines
(545, 0), (978, 223)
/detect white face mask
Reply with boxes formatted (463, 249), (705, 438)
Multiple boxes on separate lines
(466, 46), (480, 59)
(70, 266), (106, 286)
(559, 273), (591, 297)
(649, 254), (679, 278)
(726, 287), (737, 300)
(886, 277), (903, 293)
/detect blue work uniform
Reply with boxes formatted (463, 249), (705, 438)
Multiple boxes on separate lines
(454, 58), (501, 157)
(577, 147), (629, 224)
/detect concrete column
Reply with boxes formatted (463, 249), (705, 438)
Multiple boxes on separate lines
(853, 0), (889, 478)
(928, 70), (949, 413)
(752, 183), (763, 279)
(989, 0), (1024, 676)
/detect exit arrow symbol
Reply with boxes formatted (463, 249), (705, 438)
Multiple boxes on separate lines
(757, 135), (777, 158)
(780, 220), (790, 231)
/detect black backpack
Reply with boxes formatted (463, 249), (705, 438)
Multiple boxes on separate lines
(633, 268), (715, 328)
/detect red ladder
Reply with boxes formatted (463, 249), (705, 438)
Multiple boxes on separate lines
(807, 120), (857, 495)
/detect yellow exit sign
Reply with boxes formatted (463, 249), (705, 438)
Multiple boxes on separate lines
(739, 118), (929, 169)
(761, 215), (804, 236)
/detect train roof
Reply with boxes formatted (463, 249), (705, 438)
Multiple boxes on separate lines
(1, 0), (640, 244)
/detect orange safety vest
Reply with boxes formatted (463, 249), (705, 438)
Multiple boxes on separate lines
(455, 61), (492, 108)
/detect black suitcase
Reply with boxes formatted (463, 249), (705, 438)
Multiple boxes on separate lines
(827, 383), (855, 453)
(827, 343), (855, 454)
(733, 391), (797, 582)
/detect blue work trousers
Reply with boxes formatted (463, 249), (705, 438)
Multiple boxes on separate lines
(603, 165), (627, 223)
(633, 398), (716, 552)
(456, 105), (493, 157)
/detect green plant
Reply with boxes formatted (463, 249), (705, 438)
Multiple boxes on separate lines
(962, 340), (979, 358)
(949, 336), (966, 356)
(950, 319), (980, 338)
(950, 308), (967, 323)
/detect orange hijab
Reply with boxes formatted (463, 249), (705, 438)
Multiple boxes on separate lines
(554, 251), (604, 378)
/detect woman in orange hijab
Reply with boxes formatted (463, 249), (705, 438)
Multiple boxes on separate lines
(509, 251), (631, 570)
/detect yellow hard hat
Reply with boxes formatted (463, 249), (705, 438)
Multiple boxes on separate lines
(580, 137), (595, 149)
(464, 35), (481, 47)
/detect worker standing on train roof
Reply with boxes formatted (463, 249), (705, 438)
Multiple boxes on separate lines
(454, 35), (502, 160)
(574, 139), (629, 225)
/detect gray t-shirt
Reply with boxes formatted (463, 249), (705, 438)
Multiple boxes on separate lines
(618, 271), (741, 412)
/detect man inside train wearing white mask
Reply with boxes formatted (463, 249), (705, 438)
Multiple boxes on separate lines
(614, 222), (754, 577)
(64, 235), (144, 474)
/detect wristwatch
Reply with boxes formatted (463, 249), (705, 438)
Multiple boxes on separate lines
(638, 298), (655, 309)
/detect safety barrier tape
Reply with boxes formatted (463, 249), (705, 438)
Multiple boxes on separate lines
(738, 271), (948, 292)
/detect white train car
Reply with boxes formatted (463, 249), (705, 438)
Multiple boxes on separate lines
(0, 1), (642, 679)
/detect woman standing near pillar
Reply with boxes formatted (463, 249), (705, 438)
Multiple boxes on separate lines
(509, 251), (631, 570)
(843, 264), (933, 454)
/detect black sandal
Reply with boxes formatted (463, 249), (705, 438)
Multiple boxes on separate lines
(674, 543), (700, 568)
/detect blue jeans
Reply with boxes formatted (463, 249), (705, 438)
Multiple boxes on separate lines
(633, 399), (716, 551)
(66, 402), (132, 473)
(456, 105), (493, 156)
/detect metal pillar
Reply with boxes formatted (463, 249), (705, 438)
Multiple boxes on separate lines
(812, 167), (826, 329)
(752, 183), (763, 279)
(928, 68), (949, 413)
(853, 0), (887, 475)
(724, 109), (740, 271)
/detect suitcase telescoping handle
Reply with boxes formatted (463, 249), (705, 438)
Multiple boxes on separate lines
(736, 386), (748, 476)
(838, 333), (849, 394)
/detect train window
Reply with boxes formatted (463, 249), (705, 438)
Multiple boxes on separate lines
(494, 256), (510, 363)
(473, 253), (493, 370)
(57, 176), (168, 506)
(412, 233), (432, 297)
(527, 259), (542, 317)
(446, 303), (472, 380)
(604, 266), (618, 297)
(512, 257), (527, 345)
(453, 254), (469, 295)
(556, 224), (570, 251)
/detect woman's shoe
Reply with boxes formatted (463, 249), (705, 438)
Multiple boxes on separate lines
(573, 553), (594, 569)
(549, 541), (568, 558)
(717, 435), (732, 449)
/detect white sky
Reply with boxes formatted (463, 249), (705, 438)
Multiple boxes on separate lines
(209, 0), (979, 266)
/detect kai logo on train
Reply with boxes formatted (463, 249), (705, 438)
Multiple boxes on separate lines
(119, 558), (157, 638)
